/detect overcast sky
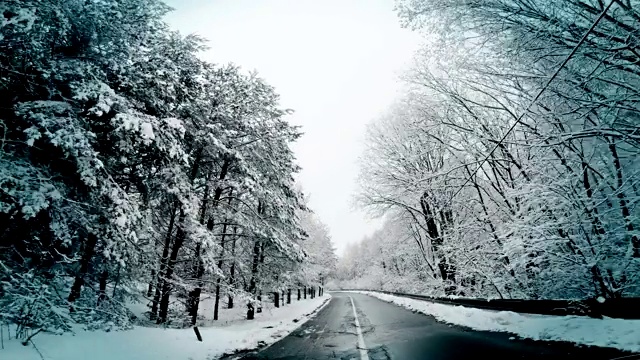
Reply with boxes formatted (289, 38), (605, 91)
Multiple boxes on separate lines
(163, 0), (421, 255)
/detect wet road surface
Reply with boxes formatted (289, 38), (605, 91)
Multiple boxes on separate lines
(234, 292), (632, 360)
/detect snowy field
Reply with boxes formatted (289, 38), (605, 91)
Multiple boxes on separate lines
(2, 294), (331, 360)
(353, 291), (640, 352)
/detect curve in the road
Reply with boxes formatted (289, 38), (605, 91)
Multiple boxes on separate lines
(236, 292), (633, 360)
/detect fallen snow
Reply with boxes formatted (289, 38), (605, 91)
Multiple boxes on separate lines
(355, 291), (640, 353)
(2, 294), (331, 360)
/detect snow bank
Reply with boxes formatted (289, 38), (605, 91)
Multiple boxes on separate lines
(356, 291), (640, 353)
(1, 294), (331, 360)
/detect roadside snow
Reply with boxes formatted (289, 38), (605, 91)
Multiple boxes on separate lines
(2, 294), (331, 360)
(355, 291), (640, 353)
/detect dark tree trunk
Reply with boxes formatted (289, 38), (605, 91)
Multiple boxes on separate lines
(297, 288), (301, 301)
(111, 264), (121, 299)
(158, 209), (187, 324)
(248, 239), (260, 294)
(247, 225), (261, 320)
(304, 287), (307, 299)
(97, 269), (108, 306)
(187, 184), (210, 325)
(247, 305), (255, 320)
(214, 213), (231, 321)
(420, 193), (440, 246)
(213, 222), (223, 321)
(287, 289), (291, 304)
(188, 286), (202, 325)
(580, 161), (612, 297)
(190, 160), (231, 324)
(213, 281), (222, 321)
(151, 202), (176, 320)
(274, 292), (280, 308)
(228, 227), (237, 309)
(68, 232), (98, 306)
(147, 269), (155, 297)
(609, 140), (640, 259)
(421, 192), (457, 294)
(248, 201), (264, 296)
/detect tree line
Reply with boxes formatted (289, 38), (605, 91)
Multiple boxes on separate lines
(0, 0), (336, 336)
(335, 0), (640, 300)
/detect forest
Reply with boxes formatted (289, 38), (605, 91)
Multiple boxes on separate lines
(334, 0), (640, 300)
(0, 0), (336, 337)
(2, 0), (640, 351)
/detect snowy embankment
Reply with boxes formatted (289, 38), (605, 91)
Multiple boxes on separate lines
(2, 294), (331, 360)
(355, 291), (640, 353)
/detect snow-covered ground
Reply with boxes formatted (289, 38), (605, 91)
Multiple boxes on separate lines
(2, 294), (331, 360)
(355, 291), (640, 353)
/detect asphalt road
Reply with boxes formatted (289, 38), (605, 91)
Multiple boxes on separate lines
(234, 292), (632, 360)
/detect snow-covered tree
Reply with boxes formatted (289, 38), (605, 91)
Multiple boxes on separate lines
(347, 0), (640, 299)
(0, 0), (322, 336)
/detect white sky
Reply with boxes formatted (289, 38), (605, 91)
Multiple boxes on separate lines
(162, 0), (421, 255)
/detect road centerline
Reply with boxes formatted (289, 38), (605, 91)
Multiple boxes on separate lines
(349, 295), (370, 360)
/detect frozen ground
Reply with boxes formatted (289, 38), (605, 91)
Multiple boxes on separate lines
(1, 294), (331, 360)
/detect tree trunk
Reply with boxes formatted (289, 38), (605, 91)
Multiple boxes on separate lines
(304, 287), (307, 299)
(146, 269), (155, 297)
(151, 201), (177, 320)
(213, 281), (222, 321)
(580, 161), (611, 297)
(287, 289), (291, 304)
(97, 269), (108, 306)
(297, 288), (301, 301)
(68, 232), (98, 307)
(187, 182), (210, 325)
(187, 256), (203, 325)
(111, 264), (121, 299)
(158, 209), (187, 324)
(274, 292), (280, 308)
(420, 192), (457, 294)
(213, 217), (227, 321)
(189, 160), (231, 324)
(609, 139), (640, 259)
(213, 212), (231, 321)
(228, 227), (237, 309)
(248, 239), (260, 294)
(247, 235), (261, 319)
(247, 305), (255, 320)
